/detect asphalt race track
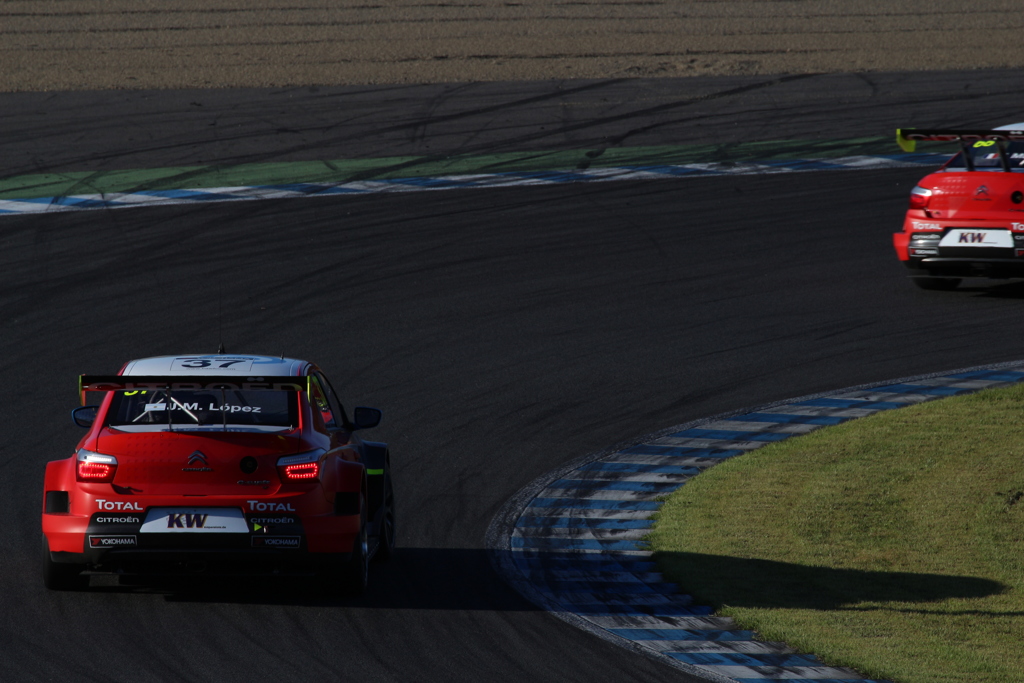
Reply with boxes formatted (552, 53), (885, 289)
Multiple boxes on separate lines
(4, 72), (1024, 682)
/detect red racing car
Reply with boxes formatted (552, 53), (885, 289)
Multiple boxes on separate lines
(42, 354), (395, 591)
(894, 124), (1024, 289)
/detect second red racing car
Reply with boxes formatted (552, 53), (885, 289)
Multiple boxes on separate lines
(41, 354), (395, 592)
(894, 124), (1024, 289)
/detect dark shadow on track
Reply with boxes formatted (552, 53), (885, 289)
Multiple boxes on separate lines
(969, 280), (1024, 299)
(81, 548), (540, 612)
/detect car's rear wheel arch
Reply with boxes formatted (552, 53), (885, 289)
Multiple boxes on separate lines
(41, 536), (88, 591)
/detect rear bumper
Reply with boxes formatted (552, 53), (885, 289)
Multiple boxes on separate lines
(903, 256), (1024, 278)
(896, 217), (1024, 275)
(42, 490), (361, 571)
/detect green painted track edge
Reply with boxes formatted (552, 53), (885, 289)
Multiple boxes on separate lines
(0, 137), (957, 201)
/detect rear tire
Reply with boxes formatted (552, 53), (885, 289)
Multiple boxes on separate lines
(338, 504), (369, 595)
(42, 537), (88, 591)
(912, 277), (961, 290)
(373, 475), (396, 563)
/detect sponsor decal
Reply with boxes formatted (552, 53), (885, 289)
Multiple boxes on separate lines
(89, 535), (137, 547)
(94, 516), (141, 524)
(247, 500), (297, 512)
(167, 513), (214, 529)
(96, 499), (144, 511)
(252, 536), (301, 549)
(912, 221), (942, 231)
(939, 229), (1014, 248)
(1013, 222), (1024, 231)
(140, 507), (248, 533)
(249, 517), (296, 525)
(142, 402), (262, 414)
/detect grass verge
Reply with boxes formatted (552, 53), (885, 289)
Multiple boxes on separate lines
(648, 384), (1024, 683)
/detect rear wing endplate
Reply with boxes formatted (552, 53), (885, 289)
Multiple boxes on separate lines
(79, 375), (311, 405)
(897, 128), (1024, 152)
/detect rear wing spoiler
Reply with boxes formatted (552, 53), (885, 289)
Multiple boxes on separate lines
(79, 375), (311, 405)
(897, 128), (1024, 171)
(897, 128), (1024, 152)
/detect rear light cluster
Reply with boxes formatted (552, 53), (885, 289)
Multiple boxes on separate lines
(76, 450), (118, 483)
(277, 451), (323, 482)
(284, 462), (320, 480)
(909, 186), (933, 210)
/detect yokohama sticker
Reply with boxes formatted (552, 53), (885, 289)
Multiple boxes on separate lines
(252, 536), (301, 549)
(89, 535), (137, 547)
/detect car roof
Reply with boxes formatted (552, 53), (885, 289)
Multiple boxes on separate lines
(995, 122), (1024, 130)
(121, 354), (310, 377)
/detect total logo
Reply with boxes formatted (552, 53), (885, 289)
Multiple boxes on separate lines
(1013, 223), (1024, 231)
(96, 499), (144, 511)
(247, 500), (297, 512)
(912, 222), (942, 231)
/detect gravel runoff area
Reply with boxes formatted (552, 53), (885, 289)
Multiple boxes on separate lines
(3, 1), (1024, 92)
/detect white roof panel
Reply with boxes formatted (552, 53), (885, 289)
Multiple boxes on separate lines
(122, 355), (307, 377)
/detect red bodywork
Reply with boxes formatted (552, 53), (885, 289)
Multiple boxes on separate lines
(894, 130), (1024, 283)
(41, 357), (385, 579)
(895, 171), (1024, 258)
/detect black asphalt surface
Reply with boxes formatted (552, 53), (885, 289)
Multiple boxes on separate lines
(4, 71), (1024, 682)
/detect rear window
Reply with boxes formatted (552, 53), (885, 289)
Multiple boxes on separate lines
(106, 389), (298, 432)
(947, 140), (1024, 171)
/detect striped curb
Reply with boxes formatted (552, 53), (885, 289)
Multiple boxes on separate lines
(0, 153), (945, 217)
(487, 361), (1024, 683)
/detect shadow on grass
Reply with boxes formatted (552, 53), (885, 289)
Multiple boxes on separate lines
(654, 551), (1008, 611)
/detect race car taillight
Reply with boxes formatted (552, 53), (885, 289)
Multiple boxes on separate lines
(284, 462), (320, 480)
(277, 451), (323, 482)
(76, 450), (118, 483)
(909, 186), (933, 210)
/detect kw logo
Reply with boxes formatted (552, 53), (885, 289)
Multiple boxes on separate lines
(958, 232), (988, 243)
(167, 513), (209, 529)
